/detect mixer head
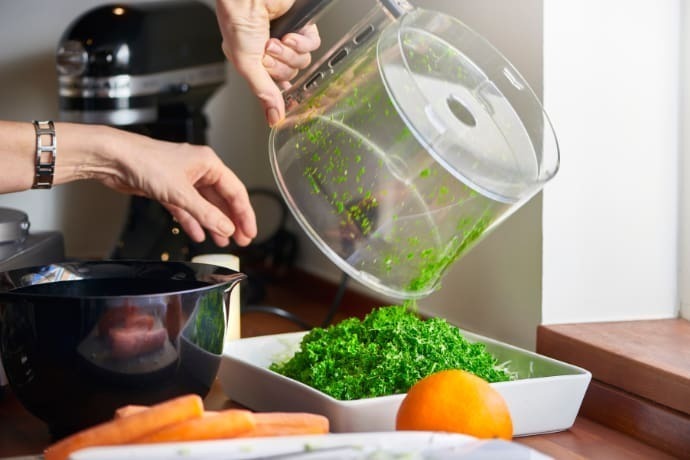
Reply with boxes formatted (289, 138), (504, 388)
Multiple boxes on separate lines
(56, 0), (226, 127)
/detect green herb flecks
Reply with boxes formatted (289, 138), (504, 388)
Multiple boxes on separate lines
(193, 289), (225, 354)
(270, 305), (514, 400)
(406, 213), (492, 293)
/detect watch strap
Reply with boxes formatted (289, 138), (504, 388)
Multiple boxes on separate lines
(32, 120), (57, 189)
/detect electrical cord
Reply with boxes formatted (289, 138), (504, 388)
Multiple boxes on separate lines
(321, 272), (349, 328)
(238, 187), (348, 330)
(241, 304), (314, 330)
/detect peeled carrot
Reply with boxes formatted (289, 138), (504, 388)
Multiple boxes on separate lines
(133, 409), (256, 443)
(109, 327), (167, 359)
(124, 312), (155, 330)
(111, 406), (328, 443)
(98, 304), (138, 336)
(44, 394), (204, 460)
(243, 412), (329, 437)
(114, 404), (149, 419)
(114, 404), (217, 419)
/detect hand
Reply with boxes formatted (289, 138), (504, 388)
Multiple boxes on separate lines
(215, 0), (321, 126)
(0, 121), (256, 248)
(98, 127), (257, 248)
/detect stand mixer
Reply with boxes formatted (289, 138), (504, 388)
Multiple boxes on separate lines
(56, 0), (229, 261)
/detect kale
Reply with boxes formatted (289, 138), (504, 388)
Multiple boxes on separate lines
(269, 305), (514, 400)
(193, 289), (225, 354)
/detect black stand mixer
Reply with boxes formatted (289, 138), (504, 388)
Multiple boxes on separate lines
(56, 0), (229, 261)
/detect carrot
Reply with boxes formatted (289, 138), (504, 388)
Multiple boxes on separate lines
(124, 312), (155, 330)
(98, 304), (138, 336)
(44, 394), (204, 460)
(133, 409), (255, 443)
(114, 404), (216, 419)
(109, 327), (167, 359)
(114, 404), (149, 419)
(243, 412), (329, 437)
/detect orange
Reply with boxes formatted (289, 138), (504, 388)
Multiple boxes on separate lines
(395, 369), (513, 440)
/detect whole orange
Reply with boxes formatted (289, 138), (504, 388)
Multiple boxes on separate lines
(395, 369), (513, 440)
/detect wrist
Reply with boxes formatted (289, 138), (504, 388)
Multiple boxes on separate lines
(52, 123), (125, 186)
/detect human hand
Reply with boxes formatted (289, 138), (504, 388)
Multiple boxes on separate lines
(0, 121), (256, 247)
(95, 126), (257, 248)
(215, 0), (321, 126)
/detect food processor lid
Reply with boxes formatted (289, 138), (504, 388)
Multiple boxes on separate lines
(0, 208), (29, 244)
(377, 9), (559, 203)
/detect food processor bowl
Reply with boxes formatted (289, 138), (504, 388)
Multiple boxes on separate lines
(269, 8), (559, 299)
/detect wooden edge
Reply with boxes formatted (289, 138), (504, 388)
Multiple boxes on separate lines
(580, 380), (690, 459)
(536, 324), (690, 416)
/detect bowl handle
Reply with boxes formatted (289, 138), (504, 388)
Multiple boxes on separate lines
(223, 272), (246, 339)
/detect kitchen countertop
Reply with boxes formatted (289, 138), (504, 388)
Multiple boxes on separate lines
(0, 270), (676, 459)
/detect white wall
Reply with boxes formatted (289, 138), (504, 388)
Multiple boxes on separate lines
(541, 0), (680, 323)
(294, 0), (546, 350)
(681, 0), (690, 321)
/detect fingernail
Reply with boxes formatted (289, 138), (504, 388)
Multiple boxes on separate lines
(219, 220), (234, 237)
(283, 38), (297, 48)
(266, 40), (282, 55)
(267, 107), (280, 126)
(262, 54), (276, 68)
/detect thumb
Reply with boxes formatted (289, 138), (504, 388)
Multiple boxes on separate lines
(223, 41), (286, 126)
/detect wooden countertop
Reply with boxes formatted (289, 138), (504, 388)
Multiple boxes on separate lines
(0, 270), (676, 459)
(0, 380), (676, 460)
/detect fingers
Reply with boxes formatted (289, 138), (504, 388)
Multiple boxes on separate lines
(166, 196), (248, 249)
(198, 182), (257, 248)
(263, 39), (310, 81)
(163, 204), (209, 245)
(215, 0), (286, 126)
(163, 159), (257, 248)
(223, 40), (286, 127)
(215, 0), (322, 126)
(97, 125), (257, 249)
(263, 24), (321, 82)
(282, 23), (321, 54)
(164, 190), (236, 248)
(209, 168), (258, 246)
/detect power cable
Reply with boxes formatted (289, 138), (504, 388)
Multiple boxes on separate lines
(238, 188), (348, 330)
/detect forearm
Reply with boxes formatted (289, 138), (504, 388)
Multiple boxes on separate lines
(0, 120), (256, 247)
(0, 121), (124, 194)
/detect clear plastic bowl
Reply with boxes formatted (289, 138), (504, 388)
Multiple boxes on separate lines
(270, 8), (559, 299)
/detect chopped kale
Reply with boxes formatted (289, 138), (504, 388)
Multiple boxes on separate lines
(269, 305), (514, 400)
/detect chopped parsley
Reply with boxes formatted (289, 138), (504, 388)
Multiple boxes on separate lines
(269, 305), (514, 400)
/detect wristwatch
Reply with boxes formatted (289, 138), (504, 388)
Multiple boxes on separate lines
(32, 120), (56, 189)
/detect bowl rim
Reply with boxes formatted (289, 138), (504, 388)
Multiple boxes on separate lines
(0, 259), (245, 299)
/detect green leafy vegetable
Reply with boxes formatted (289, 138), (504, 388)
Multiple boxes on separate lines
(193, 289), (225, 354)
(269, 305), (514, 400)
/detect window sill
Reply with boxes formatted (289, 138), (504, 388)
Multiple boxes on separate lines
(537, 319), (690, 458)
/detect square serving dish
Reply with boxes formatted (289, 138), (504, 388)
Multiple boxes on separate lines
(218, 329), (591, 436)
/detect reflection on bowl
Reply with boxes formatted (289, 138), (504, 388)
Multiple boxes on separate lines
(0, 260), (244, 439)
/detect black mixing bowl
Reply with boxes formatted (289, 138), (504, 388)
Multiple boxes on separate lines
(0, 260), (244, 438)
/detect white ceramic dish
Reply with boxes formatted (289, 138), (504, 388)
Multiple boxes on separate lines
(69, 431), (552, 459)
(219, 329), (591, 436)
